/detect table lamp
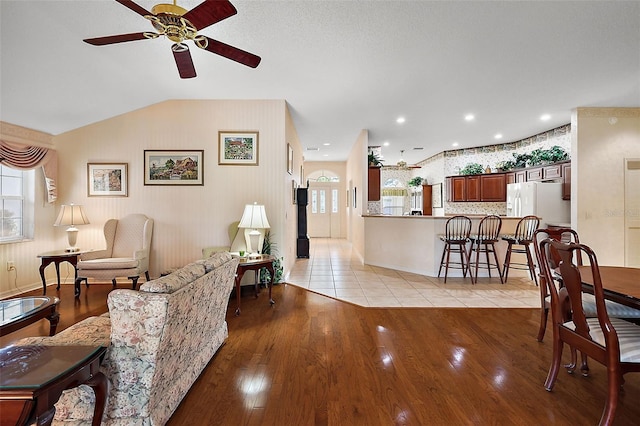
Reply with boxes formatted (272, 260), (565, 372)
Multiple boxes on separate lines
(238, 202), (270, 257)
(54, 204), (90, 252)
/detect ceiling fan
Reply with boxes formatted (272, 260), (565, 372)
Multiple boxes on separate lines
(396, 150), (421, 169)
(83, 0), (261, 78)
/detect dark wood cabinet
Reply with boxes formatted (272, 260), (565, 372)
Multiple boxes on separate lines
(449, 176), (466, 202)
(526, 167), (543, 181)
(446, 174), (506, 202)
(422, 184), (433, 215)
(562, 162), (571, 200)
(444, 160), (569, 203)
(368, 167), (381, 201)
(480, 174), (506, 201)
(543, 163), (563, 180)
(466, 176), (481, 201)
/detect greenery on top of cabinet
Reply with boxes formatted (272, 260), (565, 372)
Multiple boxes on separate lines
(496, 146), (569, 171)
(459, 163), (484, 175)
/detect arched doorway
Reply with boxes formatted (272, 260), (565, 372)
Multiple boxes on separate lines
(307, 170), (341, 238)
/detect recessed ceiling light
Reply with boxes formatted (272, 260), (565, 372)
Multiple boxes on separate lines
(494, 133), (503, 139)
(383, 141), (390, 146)
(464, 114), (475, 121)
(452, 142), (459, 147)
(396, 117), (406, 124)
(323, 154), (329, 157)
(540, 114), (551, 121)
(323, 143), (331, 146)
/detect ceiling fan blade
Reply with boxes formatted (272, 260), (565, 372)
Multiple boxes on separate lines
(83, 32), (150, 46)
(115, 0), (151, 17)
(183, 0), (237, 30)
(172, 44), (197, 79)
(200, 36), (261, 68)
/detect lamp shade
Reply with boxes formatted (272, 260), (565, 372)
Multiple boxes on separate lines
(238, 203), (270, 230)
(54, 204), (90, 227)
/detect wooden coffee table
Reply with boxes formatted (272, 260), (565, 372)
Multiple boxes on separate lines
(0, 345), (107, 426)
(0, 296), (60, 337)
(234, 255), (276, 315)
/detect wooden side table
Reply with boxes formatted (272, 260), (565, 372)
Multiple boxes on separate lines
(36, 250), (92, 295)
(0, 345), (107, 426)
(234, 255), (276, 315)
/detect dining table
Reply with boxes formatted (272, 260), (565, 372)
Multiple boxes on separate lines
(579, 265), (640, 309)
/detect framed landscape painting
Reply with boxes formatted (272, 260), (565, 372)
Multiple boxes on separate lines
(87, 163), (127, 196)
(144, 150), (204, 185)
(218, 131), (259, 165)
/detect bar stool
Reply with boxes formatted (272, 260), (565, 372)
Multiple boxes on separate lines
(438, 215), (472, 283)
(468, 215), (503, 284)
(501, 215), (540, 285)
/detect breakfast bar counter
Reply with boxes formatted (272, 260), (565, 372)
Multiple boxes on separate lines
(363, 215), (524, 278)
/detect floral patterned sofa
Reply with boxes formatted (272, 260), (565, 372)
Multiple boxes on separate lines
(16, 251), (239, 425)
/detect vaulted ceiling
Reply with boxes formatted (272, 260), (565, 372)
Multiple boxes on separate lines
(1, 1), (638, 166)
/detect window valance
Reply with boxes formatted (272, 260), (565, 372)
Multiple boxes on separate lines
(0, 140), (58, 203)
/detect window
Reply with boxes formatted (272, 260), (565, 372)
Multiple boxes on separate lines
(0, 164), (35, 243)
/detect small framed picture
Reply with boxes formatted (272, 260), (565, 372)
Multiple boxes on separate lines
(287, 143), (294, 174)
(144, 150), (204, 185)
(292, 179), (297, 204)
(218, 131), (259, 165)
(87, 163), (128, 196)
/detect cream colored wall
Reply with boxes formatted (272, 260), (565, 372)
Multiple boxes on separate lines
(1, 100), (298, 296)
(303, 161), (347, 238)
(284, 104), (304, 275)
(345, 130), (367, 262)
(1, 123), (58, 297)
(573, 107), (640, 266)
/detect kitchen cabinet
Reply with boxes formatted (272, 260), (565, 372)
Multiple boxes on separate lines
(480, 174), (506, 201)
(562, 162), (571, 200)
(466, 176), (481, 201)
(446, 174), (506, 202)
(506, 172), (515, 184)
(368, 167), (381, 201)
(526, 167), (543, 181)
(422, 184), (433, 215)
(448, 176), (466, 202)
(515, 170), (527, 183)
(543, 163), (563, 180)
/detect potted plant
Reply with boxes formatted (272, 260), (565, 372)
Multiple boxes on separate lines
(260, 231), (283, 284)
(368, 152), (384, 167)
(407, 176), (424, 187)
(459, 163), (484, 175)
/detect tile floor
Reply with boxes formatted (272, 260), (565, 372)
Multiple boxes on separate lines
(287, 238), (540, 308)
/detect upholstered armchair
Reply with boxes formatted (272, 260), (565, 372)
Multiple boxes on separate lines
(75, 214), (154, 296)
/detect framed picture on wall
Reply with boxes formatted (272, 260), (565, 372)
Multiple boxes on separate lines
(144, 150), (204, 185)
(87, 163), (128, 196)
(218, 131), (259, 165)
(287, 144), (294, 174)
(432, 183), (443, 208)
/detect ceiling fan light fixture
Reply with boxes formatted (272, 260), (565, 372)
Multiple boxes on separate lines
(171, 42), (189, 53)
(151, 3), (188, 17)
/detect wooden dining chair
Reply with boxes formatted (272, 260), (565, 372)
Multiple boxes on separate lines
(468, 215), (503, 284)
(502, 215), (540, 285)
(534, 228), (640, 342)
(438, 215), (472, 283)
(533, 227), (581, 342)
(543, 239), (640, 426)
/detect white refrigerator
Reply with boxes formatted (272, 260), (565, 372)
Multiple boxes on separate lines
(506, 182), (570, 225)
